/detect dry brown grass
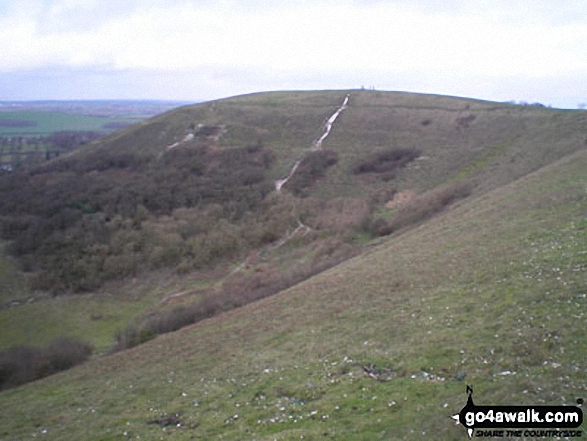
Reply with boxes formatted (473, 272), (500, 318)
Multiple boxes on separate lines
(384, 189), (417, 209)
(376, 181), (473, 235)
(305, 197), (373, 234)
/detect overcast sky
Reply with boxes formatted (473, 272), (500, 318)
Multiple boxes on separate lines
(1, 0), (586, 107)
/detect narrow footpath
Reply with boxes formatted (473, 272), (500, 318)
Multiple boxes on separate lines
(275, 93), (350, 192)
(229, 94), (350, 277)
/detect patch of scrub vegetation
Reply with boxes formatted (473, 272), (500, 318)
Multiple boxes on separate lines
(114, 237), (359, 351)
(0, 143), (277, 293)
(282, 149), (339, 196)
(1, 90), (586, 432)
(372, 181), (473, 236)
(351, 147), (422, 181)
(0, 148), (585, 439)
(0, 242), (29, 304)
(0, 337), (93, 391)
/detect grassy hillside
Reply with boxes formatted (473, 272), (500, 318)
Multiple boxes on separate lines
(2, 92), (584, 286)
(0, 90), (584, 327)
(0, 141), (584, 440)
(0, 90), (585, 438)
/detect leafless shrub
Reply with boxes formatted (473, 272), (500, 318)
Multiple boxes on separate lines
(283, 150), (338, 196)
(352, 148), (421, 177)
(113, 247), (359, 352)
(308, 197), (373, 234)
(456, 114), (476, 128)
(370, 188), (397, 205)
(375, 182), (473, 236)
(312, 238), (355, 262)
(0, 338), (93, 390)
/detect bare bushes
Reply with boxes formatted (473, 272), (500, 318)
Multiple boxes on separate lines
(114, 244), (358, 352)
(0, 338), (93, 390)
(184, 220), (244, 268)
(283, 150), (338, 196)
(352, 147), (421, 180)
(114, 304), (215, 350)
(456, 114), (476, 128)
(305, 197), (373, 235)
(171, 195), (300, 274)
(0, 143), (277, 293)
(374, 182), (473, 236)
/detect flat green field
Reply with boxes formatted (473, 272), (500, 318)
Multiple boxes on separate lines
(0, 111), (137, 136)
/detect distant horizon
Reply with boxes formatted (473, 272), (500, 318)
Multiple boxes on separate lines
(1, 1), (585, 110)
(0, 89), (582, 111)
(0, 98), (194, 103)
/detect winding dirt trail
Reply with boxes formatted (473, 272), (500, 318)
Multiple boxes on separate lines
(227, 219), (312, 276)
(275, 93), (350, 192)
(163, 95), (350, 293)
(229, 94), (350, 277)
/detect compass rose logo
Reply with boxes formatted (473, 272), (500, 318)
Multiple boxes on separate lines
(451, 385), (475, 438)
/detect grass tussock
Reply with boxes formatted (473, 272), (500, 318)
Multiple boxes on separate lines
(374, 181), (473, 236)
(0, 338), (93, 390)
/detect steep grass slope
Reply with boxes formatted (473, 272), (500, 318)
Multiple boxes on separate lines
(0, 143), (584, 439)
(319, 91), (587, 198)
(0, 90), (586, 361)
(60, 90), (587, 196)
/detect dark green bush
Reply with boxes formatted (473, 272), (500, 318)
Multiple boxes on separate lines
(283, 150), (338, 196)
(352, 147), (421, 176)
(0, 338), (93, 390)
(0, 143), (277, 293)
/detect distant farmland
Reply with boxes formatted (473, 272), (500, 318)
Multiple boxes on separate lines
(0, 110), (136, 137)
(0, 100), (191, 136)
(0, 100), (190, 169)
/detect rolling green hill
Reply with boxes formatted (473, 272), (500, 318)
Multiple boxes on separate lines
(0, 90), (585, 439)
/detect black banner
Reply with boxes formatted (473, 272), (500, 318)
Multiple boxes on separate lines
(453, 386), (583, 438)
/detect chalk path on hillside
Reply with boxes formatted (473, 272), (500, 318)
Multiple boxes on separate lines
(274, 160), (301, 191)
(312, 93), (349, 150)
(226, 219), (312, 278)
(214, 94), (348, 279)
(274, 93), (350, 192)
